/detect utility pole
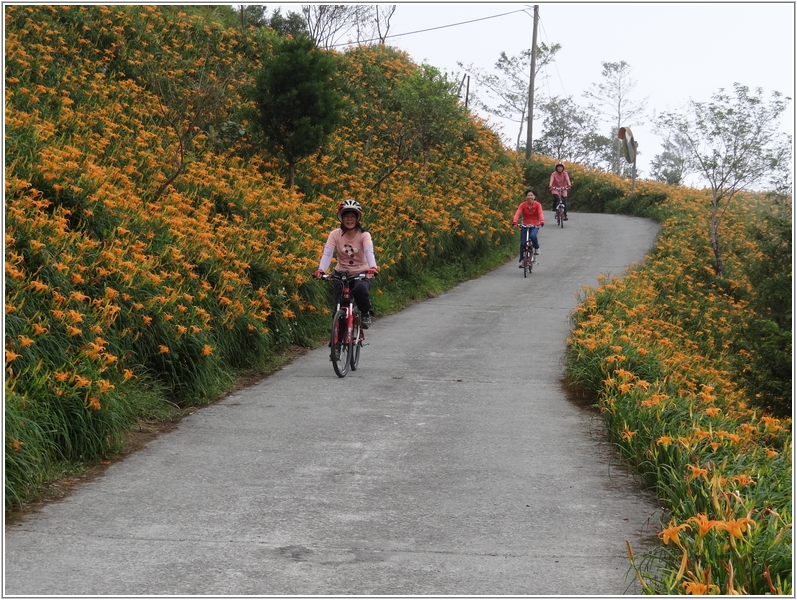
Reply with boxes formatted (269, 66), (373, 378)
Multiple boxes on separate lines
(525, 5), (539, 159)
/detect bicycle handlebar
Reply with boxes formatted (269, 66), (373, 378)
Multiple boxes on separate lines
(319, 271), (372, 282)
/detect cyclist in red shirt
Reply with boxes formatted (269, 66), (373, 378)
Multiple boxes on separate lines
(548, 161), (571, 219)
(512, 189), (545, 267)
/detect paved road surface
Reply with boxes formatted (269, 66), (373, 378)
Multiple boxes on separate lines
(5, 213), (664, 596)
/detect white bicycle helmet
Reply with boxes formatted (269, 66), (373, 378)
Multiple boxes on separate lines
(337, 198), (363, 222)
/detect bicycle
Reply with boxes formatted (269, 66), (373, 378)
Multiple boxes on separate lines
(320, 271), (369, 377)
(555, 197), (566, 228)
(517, 224), (539, 278)
(552, 186), (568, 228)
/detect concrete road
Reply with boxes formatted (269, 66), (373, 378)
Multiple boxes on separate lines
(5, 213), (665, 596)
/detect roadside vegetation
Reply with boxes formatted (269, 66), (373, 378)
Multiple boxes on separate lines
(558, 170), (792, 595)
(5, 5), (791, 595)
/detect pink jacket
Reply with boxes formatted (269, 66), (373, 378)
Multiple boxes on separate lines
(549, 170), (571, 196)
(512, 200), (544, 227)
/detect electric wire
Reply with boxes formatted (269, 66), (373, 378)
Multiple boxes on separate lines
(329, 8), (529, 48)
(537, 15), (568, 99)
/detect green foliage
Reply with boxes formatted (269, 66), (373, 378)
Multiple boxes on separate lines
(656, 83), (792, 275)
(251, 34), (346, 187)
(460, 42), (561, 151)
(649, 133), (691, 185)
(393, 64), (465, 156)
(4, 5), (523, 511)
(531, 96), (612, 169)
(734, 203), (793, 416)
(265, 8), (308, 38)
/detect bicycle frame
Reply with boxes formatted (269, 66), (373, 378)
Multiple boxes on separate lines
(323, 271), (367, 377)
(519, 225), (539, 277)
(552, 186), (567, 228)
(556, 200), (566, 227)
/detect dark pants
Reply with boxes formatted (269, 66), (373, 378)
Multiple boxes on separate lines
(332, 276), (372, 316)
(518, 226), (539, 260)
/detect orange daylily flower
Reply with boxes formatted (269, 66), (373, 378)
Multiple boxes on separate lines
(688, 513), (721, 537)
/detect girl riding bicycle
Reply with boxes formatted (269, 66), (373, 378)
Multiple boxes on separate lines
(314, 199), (379, 328)
(512, 189), (545, 267)
(548, 161), (571, 219)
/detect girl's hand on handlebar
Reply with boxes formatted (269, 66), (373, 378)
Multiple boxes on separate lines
(313, 269), (325, 279)
(366, 268), (378, 278)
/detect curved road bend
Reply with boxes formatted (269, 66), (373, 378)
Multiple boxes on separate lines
(5, 213), (665, 596)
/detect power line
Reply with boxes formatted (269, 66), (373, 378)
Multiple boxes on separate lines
(330, 8), (530, 48)
(537, 15), (567, 98)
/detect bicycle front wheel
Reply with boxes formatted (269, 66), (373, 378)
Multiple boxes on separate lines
(330, 309), (352, 377)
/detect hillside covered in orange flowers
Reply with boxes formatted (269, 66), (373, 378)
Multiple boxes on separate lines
(5, 5), (527, 504)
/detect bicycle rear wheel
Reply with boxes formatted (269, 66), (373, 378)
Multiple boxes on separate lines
(350, 313), (362, 371)
(330, 309), (352, 377)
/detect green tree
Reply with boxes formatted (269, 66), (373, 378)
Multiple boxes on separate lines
(251, 35), (345, 188)
(372, 63), (465, 188)
(531, 96), (612, 168)
(656, 83), (792, 275)
(265, 8), (308, 37)
(649, 132), (690, 185)
(583, 61), (648, 175)
(459, 43), (561, 150)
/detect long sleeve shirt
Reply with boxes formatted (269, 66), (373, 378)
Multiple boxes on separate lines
(549, 171), (571, 196)
(318, 228), (377, 274)
(512, 200), (544, 227)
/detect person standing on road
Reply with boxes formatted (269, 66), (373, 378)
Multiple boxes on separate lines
(548, 161), (571, 219)
(512, 189), (545, 267)
(314, 199), (379, 328)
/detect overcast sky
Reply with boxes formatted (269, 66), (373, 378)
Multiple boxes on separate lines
(270, 2), (795, 180)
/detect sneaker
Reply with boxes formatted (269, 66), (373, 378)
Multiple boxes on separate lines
(333, 346), (341, 361)
(518, 263), (524, 268)
(361, 313), (372, 329)
(534, 248), (540, 255)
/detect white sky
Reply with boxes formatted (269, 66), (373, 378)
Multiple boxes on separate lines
(270, 2), (795, 179)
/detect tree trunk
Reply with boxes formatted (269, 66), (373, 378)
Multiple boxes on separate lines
(286, 161), (296, 189)
(360, 126), (373, 168)
(710, 198), (724, 276)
